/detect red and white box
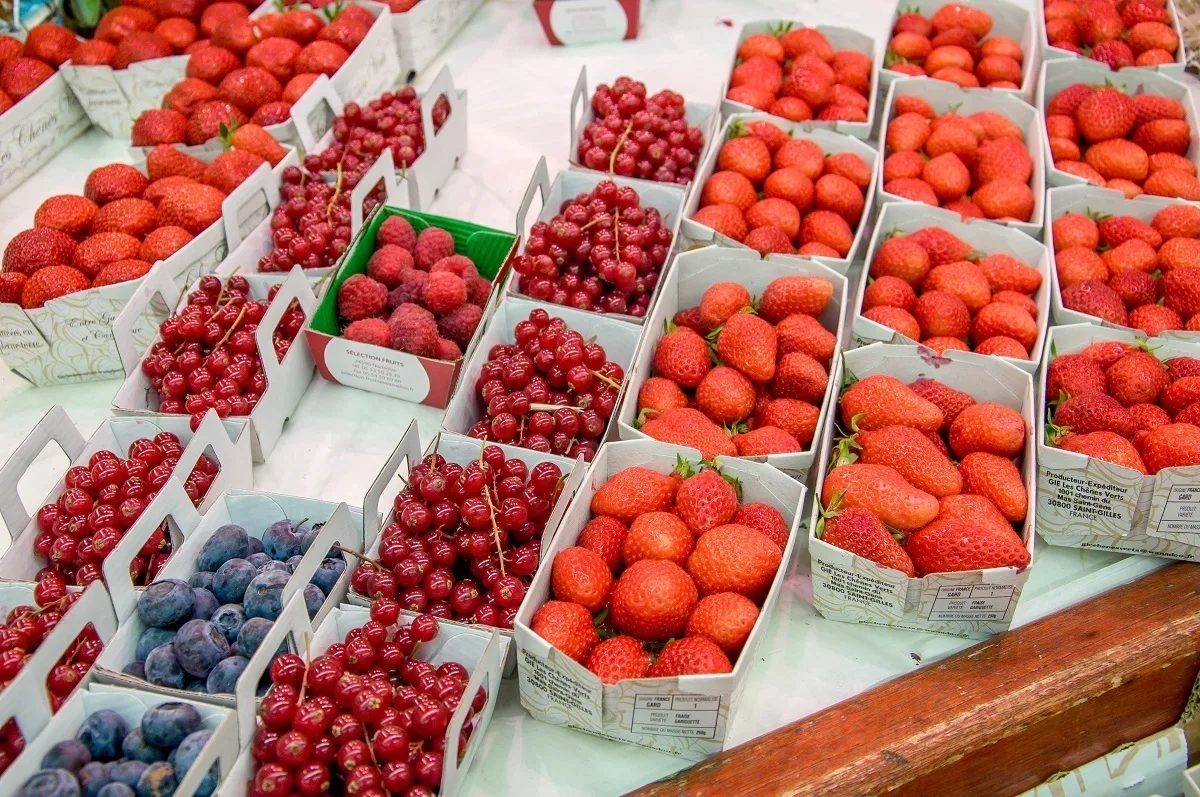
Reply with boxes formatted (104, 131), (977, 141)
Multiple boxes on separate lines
(391, 0), (485, 79)
(535, 0), (641, 45)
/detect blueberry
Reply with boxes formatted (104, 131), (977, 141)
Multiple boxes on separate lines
(197, 524), (249, 572)
(134, 762), (175, 797)
(209, 558), (252, 604)
(236, 617), (273, 657)
(141, 702), (202, 748)
(310, 557), (345, 597)
(210, 604), (246, 644)
(144, 645), (185, 689)
(302, 583), (325, 619)
(187, 572), (213, 591)
(243, 570), (289, 620)
(256, 561), (290, 576)
(97, 786), (134, 797)
(246, 537), (264, 556)
(262, 519), (304, 561)
(205, 655), (248, 694)
(17, 770), (80, 797)
(173, 730), (217, 797)
(76, 710), (127, 762)
(120, 728), (165, 764)
(42, 739), (91, 771)
(109, 761), (146, 789)
(136, 580), (194, 629)
(246, 552), (271, 568)
(135, 628), (174, 663)
(286, 555), (303, 572)
(173, 619), (229, 678)
(79, 761), (110, 797)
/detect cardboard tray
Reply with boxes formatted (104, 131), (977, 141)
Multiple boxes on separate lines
(0, 67), (88, 198)
(513, 438), (806, 759)
(680, 113), (879, 275)
(1036, 323), (1200, 560)
(60, 54), (188, 139)
(614, 246), (848, 482)
(391, 0), (484, 81)
(1037, 0), (1186, 78)
(852, 203), (1052, 374)
(808, 343), (1036, 638)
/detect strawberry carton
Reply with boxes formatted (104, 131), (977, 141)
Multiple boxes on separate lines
(681, 113), (878, 275)
(513, 438), (806, 758)
(877, 76), (1046, 237)
(59, 48), (188, 140)
(852, 203), (1052, 374)
(111, 266), (318, 462)
(93, 496), (364, 704)
(390, 0), (484, 80)
(1039, 0), (1186, 77)
(721, 21), (881, 141)
(615, 246), (848, 482)
(1037, 59), (1200, 191)
(1036, 322), (1200, 561)
(809, 343), (1036, 638)
(534, 0), (641, 45)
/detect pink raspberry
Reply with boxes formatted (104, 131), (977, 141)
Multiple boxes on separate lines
(367, 245), (413, 289)
(413, 226), (454, 270)
(387, 302), (438, 357)
(377, 215), (416, 251)
(337, 273), (387, 322)
(422, 271), (466, 314)
(342, 317), (390, 347)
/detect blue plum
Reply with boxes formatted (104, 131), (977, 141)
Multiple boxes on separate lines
(141, 702), (202, 748)
(143, 645), (185, 689)
(187, 572), (213, 591)
(108, 762), (146, 789)
(243, 570), (289, 620)
(210, 603), (246, 644)
(120, 728), (165, 764)
(79, 761), (110, 797)
(76, 710), (127, 761)
(189, 588), (218, 621)
(41, 740), (90, 771)
(122, 661), (146, 679)
(246, 552), (271, 568)
(310, 557), (345, 597)
(196, 524), (249, 572)
(262, 519), (304, 560)
(172, 729), (217, 797)
(135, 628), (174, 663)
(173, 619), (229, 678)
(136, 580), (194, 629)
(256, 561), (290, 575)
(17, 770), (80, 797)
(97, 786), (134, 797)
(285, 555), (303, 572)
(303, 583), (324, 619)
(211, 559), (255, 604)
(134, 761), (175, 797)
(205, 655), (248, 694)
(246, 537), (263, 556)
(184, 681), (207, 693)
(236, 617), (273, 657)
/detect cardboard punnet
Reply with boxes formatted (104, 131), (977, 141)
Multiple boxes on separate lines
(680, 113), (879, 275)
(1037, 0), (1186, 77)
(111, 265), (318, 462)
(721, 22), (881, 140)
(390, 0), (484, 80)
(0, 407), (251, 582)
(1045, 185), (1200, 335)
(852, 203), (1052, 374)
(878, 0), (1039, 100)
(1037, 60), (1200, 188)
(0, 59), (88, 198)
(305, 202), (517, 408)
(876, 78), (1047, 237)
(514, 439), (806, 758)
(0, 684), (240, 797)
(94, 497), (364, 705)
(1037, 323), (1200, 560)
(808, 344), (1036, 637)
(503, 156), (686, 325)
(534, 0), (641, 45)
(441, 296), (643, 445)
(0, 150), (290, 387)
(343, 421), (586, 675)
(568, 65), (719, 189)
(228, 595), (505, 797)
(615, 247), (847, 481)
(59, 54), (187, 139)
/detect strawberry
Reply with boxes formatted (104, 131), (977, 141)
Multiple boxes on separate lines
(766, 95), (813, 120)
(202, 149), (265, 194)
(185, 46), (242, 84)
(799, 210), (853, 256)
(870, 236), (931, 286)
(863, 275), (917, 313)
(653, 324), (712, 387)
(2, 228), (76, 276)
(717, 133), (773, 185)
(1134, 119), (1191, 156)
(907, 226), (976, 266)
(186, 100), (247, 146)
(1105, 350), (1169, 407)
(842, 374), (944, 432)
(819, 504), (915, 576)
(1162, 267), (1200, 320)
(1142, 423), (1200, 475)
(691, 204), (747, 242)
(759, 275), (833, 323)
(949, 402), (1026, 459)
(156, 183), (226, 235)
(95, 6), (155, 42)
(246, 37), (302, 83)
(228, 122), (287, 166)
(131, 109), (188, 147)
(783, 62), (835, 107)
(113, 31), (172, 69)
(958, 452), (1028, 523)
(853, 424), (962, 497)
(1102, 239), (1158, 276)
(774, 138), (826, 178)
(1099, 215), (1162, 249)
(733, 426), (802, 455)
(250, 101), (292, 126)
(738, 33), (785, 62)
(695, 366), (755, 425)
(1048, 83), (1093, 117)
(610, 559), (697, 641)
(1081, 340), (1136, 370)
(1133, 94), (1186, 128)
(590, 466), (679, 524)
(33, 195), (97, 238)
(293, 40), (350, 75)
(72, 232), (140, 279)
(1090, 39), (1135, 70)
(755, 398), (820, 446)
(686, 523), (780, 601)
(701, 171), (757, 211)
(218, 66), (283, 116)
(685, 592), (759, 655)
(1153, 205), (1200, 239)
(824, 152), (872, 190)
(674, 464), (739, 536)
(1159, 240), (1200, 273)
(975, 136), (1033, 187)
(577, 516), (628, 574)
(0, 272), (25, 303)
(775, 312), (836, 363)
(1075, 87), (1136, 143)
(884, 178), (938, 207)
(732, 55), (783, 94)
(1167, 357), (1200, 382)
(640, 408), (737, 460)
(93, 198), (158, 239)
(822, 463), (939, 530)
(637, 377), (689, 422)
(781, 26), (834, 60)
(895, 95), (936, 119)
(925, 121), (978, 165)
(84, 163), (148, 206)
(1149, 153), (1196, 176)
(530, 601), (599, 663)
(744, 198), (799, 239)
(1054, 392), (1136, 437)
(921, 261), (991, 313)
(646, 637), (732, 677)
(1128, 303), (1181, 335)
(886, 112), (932, 153)
(624, 512), (694, 567)
(1127, 21), (1179, 54)
(1160, 376), (1200, 417)
(1061, 280), (1128, 326)
(715, 312), (777, 383)
(1144, 169), (1200, 200)
(1058, 431), (1147, 474)
(938, 493), (1015, 536)
(1046, 354), (1107, 401)
(145, 144), (206, 182)
(972, 302), (1038, 353)
(92, 259), (151, 287)
(69, 40), (117, 66)
(1055, 247), (1108, 289)
(883, 151), (926, 182)
(914, 291), (971, 340)
(992, 290), (1038, 317)
(163, 78), (220, 117)
(771, 351), (828, 403)
(762, 167), (815, 213)
(973, 178), (1034, 222)
(918, 152), (968, 203)
(1083, 138), (1150, 183)
(584, 636), (650, 683)
(908, 378), (975, 432)
(864, 306), (920, 340)
(551, 546), (613, 613)
(24, 23), (77, 67)
(19, 265), (89, 309)
(156, 18), (198, 53)
(907, 517), (1028, 575)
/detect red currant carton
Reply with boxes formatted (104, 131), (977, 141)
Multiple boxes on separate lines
(681, 114), (879, 275)
(505, 155), (687, 323)
(514, 438), (806, 759)
(853, 202), (1052, 375)
(615, 246), (849, 482)
(305, 204), (517, 408)
(0, 683), (240, 797)
(392, 0), (484, 81)
(230, 593), (505, 797)
(344, 421), (586, 675)
(721, 22), (882, 141)
(94, 497), (364, 705)
(110, 266), (319, 462)
(0, 407), (251, 585)
(534, 0), (641, 45)
(1039, 0), (1186, 78)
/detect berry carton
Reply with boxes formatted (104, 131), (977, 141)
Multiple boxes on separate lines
(615, 246), (848, 481)
(305, 204), (517, 408)
(1038, 0), (1186, 77)
(534, 0), (641, 45)
(59, 49), (188, 140)
(111, 266), (319, 462)
(513, 438), (806, 759)
(1036, 322), (1200, 561)
(94, 495), (364, 705)
(390, 0), (484, 81)
(808, 343), (1036, 638)
(853, 203), (1052, 374)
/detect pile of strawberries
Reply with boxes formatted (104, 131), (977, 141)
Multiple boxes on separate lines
(883, 95), (1035, 223)
(337, 216), (489, 362)
(637, 273), (837, 457)
(1046, 341), (1200, 475)
(531, 460), (788, 679)
(693, 121), (870, 257)
(725, 24), (873, 123)
(1044, 82), (1197, 199)
(885, 3), (1025, 89)
(1043, 0), (1179, 68)
(0, 143), (276, 310)
(131, 3), (374, 147)
(819, 373), (1030, 577)
(864, 225), (1043, 360)
(1054, 203), (1200, 334)
(0, 22), (79, 112)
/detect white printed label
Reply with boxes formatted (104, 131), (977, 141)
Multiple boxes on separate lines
(1156, 485), (1200, 534)
(517, 648), (603, 733)
(813, 559), (906, 612)
(926, 584), (1016, 621)
(323, 338), (433, 402)
(630, 694), (720, 739)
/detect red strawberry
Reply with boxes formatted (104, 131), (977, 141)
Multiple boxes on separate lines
(733, 426), (802, 455)
(717, 134), (772, 185)
(646, 636), (731, 677)
(156, 183), (226, 234)
(590, 466), (679, 524)
(674, 464), (739, 536)
(584, 636), (649, 683)
(822, 463), (939, 531)
(19, 265), (90, 309)
(145, 144), (206, 182)
(1, 58), (53, 101)
(759, 275), (834, 323)
(131, 109), (188, 147)
(218, 66), (283, 115)
(1046, 354), (1107, 402)
(653, 324), (711, 388)
(1053, 392), (1135, 437)
(610, 559), (697, 642)
(24, 22), (77, 67)
(640, 408), (737, 460)
(186, 100), (247, 146)
(530, 601), (599, 663)
(819, 504), (915, 576)
(715, 312), (777, 383)
(293, 41), (349, 76)
(907, 517), (1028, 575)
(1142, 424), (1200, 475)
(3, 227), (77, 276)
(163, 77), (219, 116)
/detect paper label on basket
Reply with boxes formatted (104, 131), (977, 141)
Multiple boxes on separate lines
(1148, 470), (1200, 541)
(1036, 463), (1139, 537)
(810, 557), (906, 613)
(322, 340), (433, 402)
(628, 694), (720, 739)
(517, 648), (603, 733)
(923, 584), (1017, 622)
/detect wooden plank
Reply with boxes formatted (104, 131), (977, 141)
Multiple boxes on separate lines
(632, 563), (1200, 797)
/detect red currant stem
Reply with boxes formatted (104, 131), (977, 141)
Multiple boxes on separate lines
(333, 544), (384, 570)
(311, 264), (336, 295)
(477, 468), (507, 579)
(211, 305), (248, 352)
(296, 632), (311, 706)
(590, 370), (621, 390)
(29, 595), (70, 617)
(325, 163), (344, 225)
(528, 403), (582, 412)
(579, 215), (606, 232)
(362, 730), (393, 797)
(607, 122), (633, 177)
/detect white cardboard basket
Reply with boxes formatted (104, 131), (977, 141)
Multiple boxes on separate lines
(1036, 0), (1186, 78)
(0, 69), (88, 198)
(391, 0), (484, 81)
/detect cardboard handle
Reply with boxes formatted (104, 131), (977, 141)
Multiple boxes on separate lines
(222, 161), (282, 252)
(253, 266), (317, 386)
(350, 148), (400, 233)
(290, 74), (345, 154)
(569, 66), (588, 160)
(540, 455), (588, 550)
(419, 64), (461, 147)
(515, 156), (551, 241)
(172, 708), (240, 797)
(0, 406), (87, 536)
(362, 420), (423, 550)
(280, 503), (361, 608)
(113, 262), (181, 376)
(236, 590), (311, 747)
(441, 631), (502, 797)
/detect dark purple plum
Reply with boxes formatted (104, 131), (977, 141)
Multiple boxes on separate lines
(135, 628), (174, 662)
(205, 655), (248, 694)
(211, 559), (254, 604)
(17, 769), (80, 797)
(173, 619), (229, 678)
(144, 645), (185, 689)
(136, 580), (194, 629)
(120, 728), (165, 764)
(41, 740), (91, 772)
(209, 604), (245, 644)
(140, 702), (202, 748)
(196, 524), (249, 572)
(135, 761), (175, 797)
(187, 572), (214, 591)
(310, 557), (345, 597)
(243, 570), (288, 620)
(262, 519), (304, 561)
(76, 710), (127, 761)
(235, 617), (273, 657)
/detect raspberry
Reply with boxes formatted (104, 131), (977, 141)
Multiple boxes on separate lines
(336, 273), (387, 322)
(377, 215), (416, 251)
(387, 302), (438, 356)
(436, 303), (483, 349)
(430, 254), (477, 281)
(343, 317), (390, 347)
(435, 337), (462, 360)
(413, 226), (455, 269)
(467, 276), (492, 307)
(422, 270), (466, 314)
(386, 269), (427, 310)
(366, 245), (413, 289)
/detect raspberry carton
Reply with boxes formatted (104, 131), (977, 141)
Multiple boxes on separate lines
(535, 0), (641, 45)
(305, 205), (517, 408)
(808, 343), (1036, 638)
(513, 438), (806, 758)
(853, 203), (1052, 374)
(615, 246), (848, 481)
(391, 0), (484, 80)
(1036, 322), (1200, 561)
(1038, 0), (1186, 77)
